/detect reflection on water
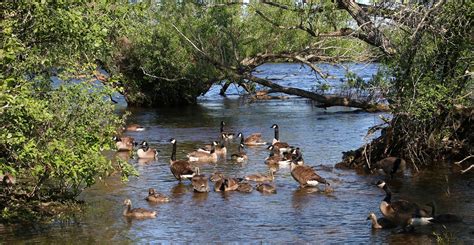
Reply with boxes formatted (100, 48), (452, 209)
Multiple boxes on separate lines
(1, 63), (473, 243)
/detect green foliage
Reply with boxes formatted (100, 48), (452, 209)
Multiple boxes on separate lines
(111, 0), (367, 106)
(387, 1), (473, 120)
(1, 2), (137, 218)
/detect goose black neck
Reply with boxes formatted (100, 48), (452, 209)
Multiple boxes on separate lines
(391, 158), (402, 175)
(383, 186), (392, 203)
(274, 127), (279, 141)
(240, 136), (244, 145)
(220, 122), (224, 133)
(210, 144), (216, 154)
(171, 142), (177, 161)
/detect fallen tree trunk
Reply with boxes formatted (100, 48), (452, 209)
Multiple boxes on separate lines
(246, 75), (389, 112)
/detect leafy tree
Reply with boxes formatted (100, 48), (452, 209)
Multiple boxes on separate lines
(1, 2), (138, 221)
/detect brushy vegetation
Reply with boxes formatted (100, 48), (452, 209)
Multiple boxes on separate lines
(1, 2), (138, 222)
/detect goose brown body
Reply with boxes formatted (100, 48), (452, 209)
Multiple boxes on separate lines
(367, 213), (397, 229)
(113, 136), (135, 151)
(123, 199), (156, 218)
(137, 141), (158, 159)
(238, 132), (267, 146)
(256, 183), (276, 194)
(145, 188), (169, 203)
(290, 161), (329, 187)
(188, 141), (218, 163)
(169, 138), (195, 181)
(376, 181), (429, 227)
(373, 157), (406, 178)
(191, 168), (210, 193)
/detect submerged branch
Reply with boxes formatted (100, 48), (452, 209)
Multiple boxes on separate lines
(245, 75), (389, 111)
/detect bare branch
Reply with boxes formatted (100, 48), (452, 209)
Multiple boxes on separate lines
(140, 67), (187, 82)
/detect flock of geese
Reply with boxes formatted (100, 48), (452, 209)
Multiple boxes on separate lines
(117, 121), (330, 219)
(116, 121), (463, 232)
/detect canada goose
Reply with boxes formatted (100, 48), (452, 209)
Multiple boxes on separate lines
(376, 180), (429, 226)
(237, 181), (253, 193)
(145, 188), (170, 203)
(373, 157), (406, 178)
(237, 132), (267, 146)
(187, 141), (218, 163)
(290, 158), (330, 188)
(169, 138), (196, 181)
(214, 177), (239, 192)
(244, 169), (275, 182)
(125, 124), (145, 132)
(264, 145), (287, 167)
(137, 141), (158, 159)
(425, 201), (462, 223)
(191, 167), (210, 193)
(123, 199), (156, 218)
(220, 121), (235, 139)
(271, 124), (290, 152)
(256, 183), (276, 194)
(209, 171), (224, 182)
(367, 212), (397, 229)
(231, 143), (248, 162)
(197, 134), (228, 157)
(113, 136), (135, 151)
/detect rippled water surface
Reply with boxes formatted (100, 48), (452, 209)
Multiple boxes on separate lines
(1, 63), (473, 243)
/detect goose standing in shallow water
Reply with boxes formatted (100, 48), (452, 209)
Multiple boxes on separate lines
(187, 141), (218, 163)
(367, 212), (397, 229)
(169, 138), (195, 181)
(231, 143), (248, 162)
(123, 199), (156, 218)
(271, 124), (290, 153)
(145, 188), (170, 203)
(290, 154), (330, 188)
(237, 132), (267, 146)
(137, 141), (158, 159)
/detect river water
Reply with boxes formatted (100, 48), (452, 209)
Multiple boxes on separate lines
(1, 63), (473, 243)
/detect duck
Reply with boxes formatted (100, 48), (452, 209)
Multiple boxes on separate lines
(137, 141), (158, 159)
(220, 121), (235, 139)
(145, 188), (170, 203)
(256, 183), (276, 194)
(123, 199), (156, 218)
(113, 136), (135, 151)
(191, 167), (210, 193)
(214, 177), (239, 192)
(270, 124), (290, 153)
(237, 132), (267, 146)
(244, 169), (275, 182)
(237, 181), (253, 193)
(290, 156), (330, 188)
(197, 134), (228, 158)
(372, 157), (406, 178)
(367, 212), (397, 229)
(231, 143), (248, 162)
(187, 141), (218, 163)
(376, 180), (429, 227)
(124, 124), (145, 132)
(169, 138), (196, 181)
